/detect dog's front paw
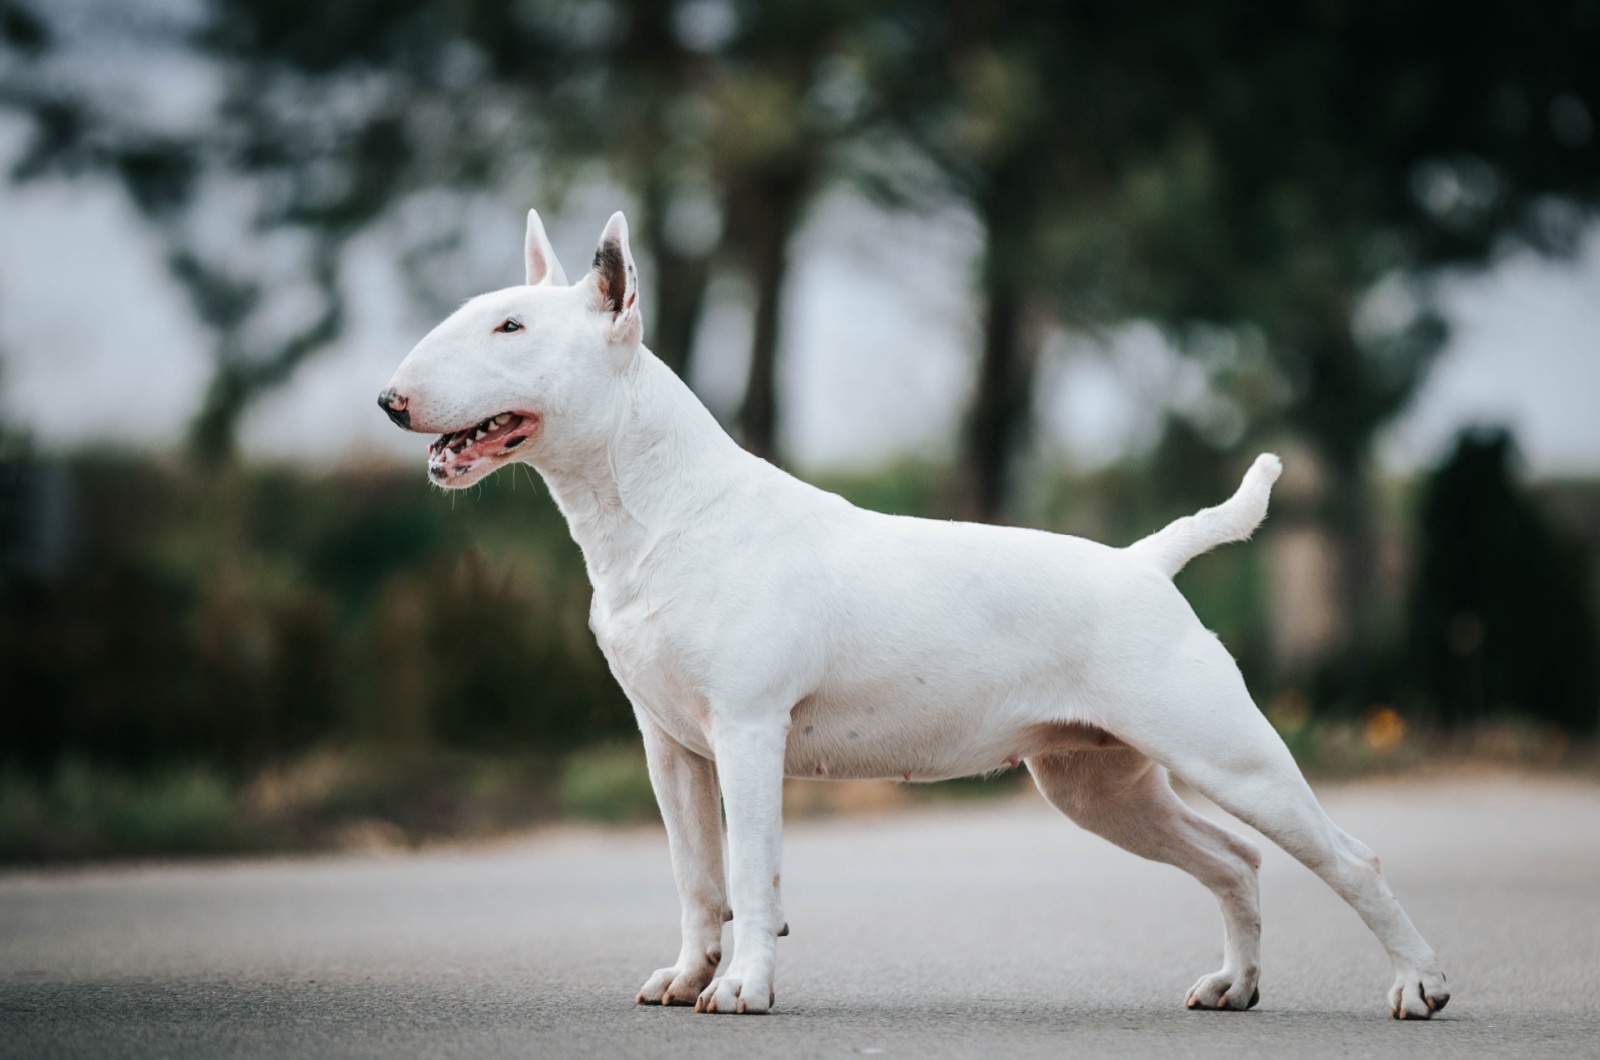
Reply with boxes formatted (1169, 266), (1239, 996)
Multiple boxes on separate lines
(1388, 967), (1449, 1020)
(636, 955), (718, 1006)
(1184, 966), (1259, 1011)
(694, 971), (774, 1015)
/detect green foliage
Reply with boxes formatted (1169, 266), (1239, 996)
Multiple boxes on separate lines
(559, 745), (659, 823)
(0, 456), (633, 776)
(809, 460), (951, 517)
(0, 750), (573, 861)
(0, 762), (243, 860)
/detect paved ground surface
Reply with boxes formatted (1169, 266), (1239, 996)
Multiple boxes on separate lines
(3, 776), (1599, 1059)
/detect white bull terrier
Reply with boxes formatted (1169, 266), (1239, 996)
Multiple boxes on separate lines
(379, 209), (1449, 1020)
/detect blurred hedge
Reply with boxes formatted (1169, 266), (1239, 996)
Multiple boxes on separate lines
(2, 443), (1593, 844)
(0, 456), (635, 776)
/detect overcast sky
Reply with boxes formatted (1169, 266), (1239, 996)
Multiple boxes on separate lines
(1, 129), (1597, 478)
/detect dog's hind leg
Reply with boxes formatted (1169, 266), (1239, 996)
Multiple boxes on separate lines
(1028, 748), (1265, 1010)
(1112, 629), (1449, 1019)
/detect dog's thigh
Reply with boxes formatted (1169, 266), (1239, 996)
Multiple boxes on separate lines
(1029, 748), (1259, 879)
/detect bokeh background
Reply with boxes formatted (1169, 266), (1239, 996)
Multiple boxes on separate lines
(0, 0), (1597, 861)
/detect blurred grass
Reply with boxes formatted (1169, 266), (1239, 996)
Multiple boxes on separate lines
(0, 750), (566, 862)
(0, 762), (243, 859)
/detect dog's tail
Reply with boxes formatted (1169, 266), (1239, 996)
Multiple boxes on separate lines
(1124, 453), (1282, 578)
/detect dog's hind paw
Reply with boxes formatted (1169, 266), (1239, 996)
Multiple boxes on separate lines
(1184, 967), (1259, 1011)
(636, 958), (717, 1006)
(1388, 967), (1449, 1020)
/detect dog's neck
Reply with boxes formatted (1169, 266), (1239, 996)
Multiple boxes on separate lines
(532, 346), (757, 595)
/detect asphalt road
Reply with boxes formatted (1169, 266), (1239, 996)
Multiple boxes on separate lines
(3, 776), (1599, 1060)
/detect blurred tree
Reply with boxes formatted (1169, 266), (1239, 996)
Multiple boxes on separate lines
(594, 0), (719, 381)
(1407, 429), (1598, 732)
(711, 0), (877, 460)
(0, 0), (42, 56)
(1099, 0), (1600, 699)
(876, 0), (1599, 701)
(0, 1), (381, 462)
(869, 2), (1194, 519)
(453, 0), (876, 459)
(0, 0), (914, 470)
(4, 3), (1597, 607)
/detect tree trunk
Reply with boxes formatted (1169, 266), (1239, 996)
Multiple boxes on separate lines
(184, 242), (344, 465)
(1321, 448), (1384, 706)
(960, 167), (1038, 522)
(1291, 322), (1400, 709)
(734, 170), (808, 463)
(637, 169), (711, 382)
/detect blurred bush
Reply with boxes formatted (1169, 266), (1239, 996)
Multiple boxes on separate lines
(1407, 429), (1600, 732)
(559, 745), (659, 823)
(0, 455), (633, 784)
(0, 761), (241, 859)
(1, 444), (1596, 861)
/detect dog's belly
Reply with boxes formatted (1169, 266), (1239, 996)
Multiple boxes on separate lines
(781, 692), (1122, 782)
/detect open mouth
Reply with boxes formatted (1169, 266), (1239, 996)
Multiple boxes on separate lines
(428, 411), (540, 480)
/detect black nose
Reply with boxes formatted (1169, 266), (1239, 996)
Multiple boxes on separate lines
(378, 388), (411, 430)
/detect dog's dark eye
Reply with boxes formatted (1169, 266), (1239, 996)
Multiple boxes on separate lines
(495, 318), (523, 333)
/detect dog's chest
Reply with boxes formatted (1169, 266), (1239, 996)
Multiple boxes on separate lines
(590, 592), (713, 753)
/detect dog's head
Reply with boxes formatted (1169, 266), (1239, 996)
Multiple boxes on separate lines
(379, 209), (642, 488)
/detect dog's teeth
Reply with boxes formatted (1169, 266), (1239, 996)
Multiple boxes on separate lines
(494, 413), (511, 425)
(475, 429), (487, 439)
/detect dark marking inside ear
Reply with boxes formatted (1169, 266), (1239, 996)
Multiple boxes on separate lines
(593, 240), (628, 315)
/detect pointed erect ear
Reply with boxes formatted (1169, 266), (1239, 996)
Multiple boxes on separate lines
(589, 211), (640, 340)
(524, 209), (567, 287)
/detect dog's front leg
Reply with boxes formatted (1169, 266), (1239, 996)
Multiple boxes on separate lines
(635, 716), (728, 1006)
(695, 718), (787, 1015)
